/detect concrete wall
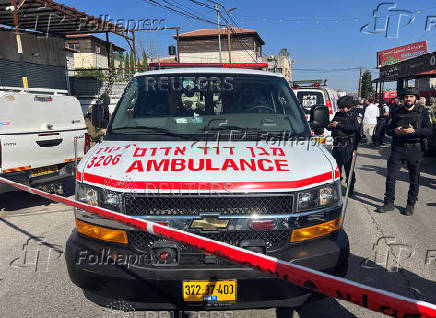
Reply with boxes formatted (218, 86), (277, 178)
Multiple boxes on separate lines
(72, 52), (121, 69)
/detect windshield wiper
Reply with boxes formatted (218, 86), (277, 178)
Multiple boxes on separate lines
(110, 126), (192, 139)
(199, 126), (265, 132)
(199, 126), (289, 137)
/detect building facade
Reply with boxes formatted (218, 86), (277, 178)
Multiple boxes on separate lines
(263, 48), (294, 82)
(175, 28), (264, 63)
(65, 34), (125, 69)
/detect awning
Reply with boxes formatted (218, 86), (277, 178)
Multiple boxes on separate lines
(0, 0), (132, 39)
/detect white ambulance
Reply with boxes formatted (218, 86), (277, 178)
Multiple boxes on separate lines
(0, 87), (88, 193)
(66, 65), (349, 314)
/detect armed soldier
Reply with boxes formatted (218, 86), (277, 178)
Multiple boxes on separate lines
(376, 88), (432, 215)
(327, 96), (360, 196)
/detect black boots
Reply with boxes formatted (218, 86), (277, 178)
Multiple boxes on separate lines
(375, 201), (394, 213)
(375, 201), (415, 215)
(401, 203), (415, 216)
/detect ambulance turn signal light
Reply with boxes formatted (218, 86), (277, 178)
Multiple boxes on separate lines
(290, 217), (342, 243)
(75, 219), (128, 244)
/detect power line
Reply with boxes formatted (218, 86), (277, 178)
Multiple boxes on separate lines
(141, 0), (257, 62)
(141, 0), (219, 26)
(187, 0), (258, 62)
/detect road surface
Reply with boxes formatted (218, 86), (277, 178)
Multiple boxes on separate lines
(1, 144), (435, 318)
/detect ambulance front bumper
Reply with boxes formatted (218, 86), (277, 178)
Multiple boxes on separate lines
(65, 228), (349, 310)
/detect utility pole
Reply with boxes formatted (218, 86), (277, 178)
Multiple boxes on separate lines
(358, 66), (363, 99)
(10, 0), (28, 88)
(227, 24), (232, 63)
(215, 4), (222, 63)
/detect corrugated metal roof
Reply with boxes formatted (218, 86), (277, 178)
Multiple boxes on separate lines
(0, 0), (131, 37)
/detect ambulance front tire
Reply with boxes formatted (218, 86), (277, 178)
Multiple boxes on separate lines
(275, 307), (295, 318)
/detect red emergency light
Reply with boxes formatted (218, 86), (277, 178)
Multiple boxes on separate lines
(313, 82), (321, 87)
(149, 62), (268, 70)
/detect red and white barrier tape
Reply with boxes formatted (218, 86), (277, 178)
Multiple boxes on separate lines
(1, 176), (435, 318)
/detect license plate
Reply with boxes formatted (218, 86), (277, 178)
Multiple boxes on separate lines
(30, 165), (58, 177)
(183, 280), (237, 302)
(302, 99), (316, 108)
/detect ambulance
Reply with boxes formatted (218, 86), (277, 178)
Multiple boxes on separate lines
(65, 65), (350, 314)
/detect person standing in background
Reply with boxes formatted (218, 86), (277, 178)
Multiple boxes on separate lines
(374, 103), (390, 146)
(362, 101), (380, 145)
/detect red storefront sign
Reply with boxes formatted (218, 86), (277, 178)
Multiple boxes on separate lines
(377, 41), (428, 68)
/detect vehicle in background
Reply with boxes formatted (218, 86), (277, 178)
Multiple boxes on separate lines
(0, 86), (89, 193)
(292, 81), (339, 148)
(336, 90), (347, 98)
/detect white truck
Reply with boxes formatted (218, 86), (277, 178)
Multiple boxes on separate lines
(0, 87), (88, 193)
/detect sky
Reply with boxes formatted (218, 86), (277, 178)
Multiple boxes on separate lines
(61, 0), (436, 92)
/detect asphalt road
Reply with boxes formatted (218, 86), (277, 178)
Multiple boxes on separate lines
(0, 144), (435, 318)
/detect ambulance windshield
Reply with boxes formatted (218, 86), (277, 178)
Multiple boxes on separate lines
(109, 73), (310, 140)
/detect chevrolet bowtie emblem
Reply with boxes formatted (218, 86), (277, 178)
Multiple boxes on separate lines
(190, 217), (229, 231)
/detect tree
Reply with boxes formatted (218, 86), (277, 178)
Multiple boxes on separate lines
(109, 44), (115, 70)
(141, 49), (148, 71)
(129, 51), (135, 74)
(123, 53), (129, 80)
(361, 70), (373, 98)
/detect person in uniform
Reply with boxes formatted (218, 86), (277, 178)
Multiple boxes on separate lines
(351, 99), (364, 149)
(374, 102), (390, 146)
(327, 96), (360, 196)
(84, 105), (107, 147)
(376, 88), (432, 215)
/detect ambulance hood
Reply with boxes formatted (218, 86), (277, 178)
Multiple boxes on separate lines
(78, 141), (338, 193)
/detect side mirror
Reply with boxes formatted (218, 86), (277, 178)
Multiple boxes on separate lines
(91, 93), (110, 129)
(309, 104), (330, 131)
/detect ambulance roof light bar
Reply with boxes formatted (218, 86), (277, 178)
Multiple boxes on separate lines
(149, 62), (268, 70)
(292, 79), (327, 89)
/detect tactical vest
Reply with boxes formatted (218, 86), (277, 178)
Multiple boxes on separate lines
(391, 105), (424, 146)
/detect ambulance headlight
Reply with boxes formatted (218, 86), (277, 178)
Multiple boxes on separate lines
(101, 189), (122, 211)
(76, 183), (99, 206)
(297, 183), (340, 211)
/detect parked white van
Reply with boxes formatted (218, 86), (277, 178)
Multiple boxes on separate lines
(0, 87), (88, 193)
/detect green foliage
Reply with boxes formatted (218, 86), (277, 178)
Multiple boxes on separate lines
(361, 70), (373, 98)
(141, 49), (149, 71)
(75, 68), (107, 81)
(109, 44), (115, 70)
(129, 51), (135, 73)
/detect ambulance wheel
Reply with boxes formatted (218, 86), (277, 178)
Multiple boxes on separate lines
(275, 307), (294, 318)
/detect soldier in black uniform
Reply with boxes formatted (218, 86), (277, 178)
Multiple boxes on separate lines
(351, 99), (364, 149)
(327, 96), (360, 196)
(376, 88), (432, 215)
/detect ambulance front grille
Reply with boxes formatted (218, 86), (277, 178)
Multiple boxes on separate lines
(129, 229), (291, 252)
(122, 194), (294, 216)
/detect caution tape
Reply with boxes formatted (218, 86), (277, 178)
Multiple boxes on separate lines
(1, 176), (435, 318)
